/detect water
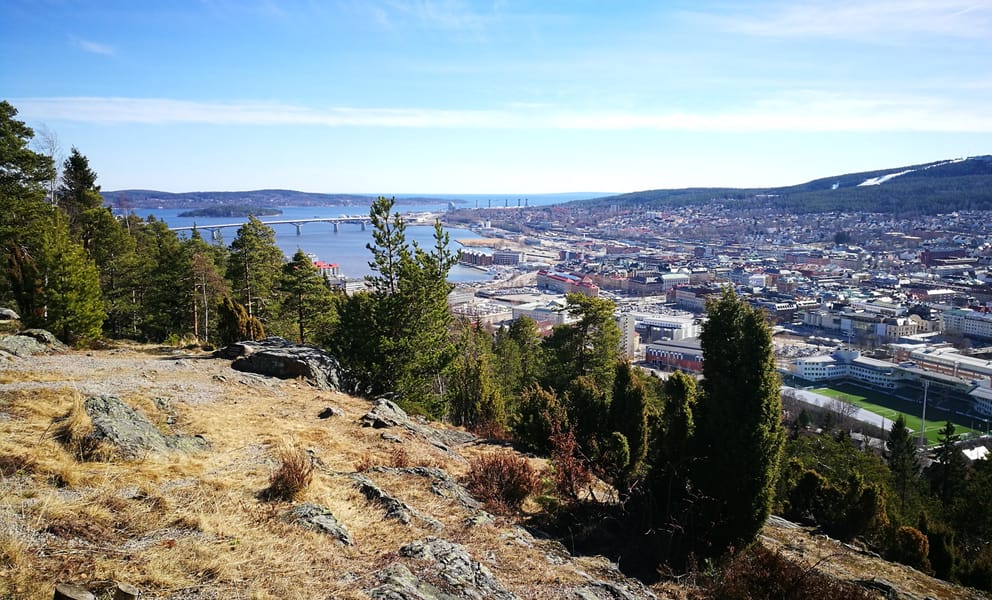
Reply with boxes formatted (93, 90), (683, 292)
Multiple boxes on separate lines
(128, 206), (495, 282)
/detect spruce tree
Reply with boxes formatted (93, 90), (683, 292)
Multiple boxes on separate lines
(932, 421), (966, 504)
(36, 211), (105, 344)
(886, 414), (920, 513)
(446, 319), (505, 432)
(692, 286), (784, 556)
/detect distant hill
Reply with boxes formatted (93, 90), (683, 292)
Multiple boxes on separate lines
(101, 189), (462, 210)
(582, 155), (992, 215)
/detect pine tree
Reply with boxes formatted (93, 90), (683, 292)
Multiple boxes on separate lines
(185, 230), (230, 344)
(133, 218), (192, 342)
(278, 249), (336, 344)
(541, 293), (621, 395)
(0, 101), (55, 311)
(691, 286), (784, 557)
(226, 215), (284, 335)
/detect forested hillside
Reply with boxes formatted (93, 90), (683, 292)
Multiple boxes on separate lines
(584, 155), (992, 214)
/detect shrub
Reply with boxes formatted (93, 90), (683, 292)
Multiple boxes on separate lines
(547, 416), (591, 502)
(889, 526), (932, 573)
(466, 450), (540, 514)
(261, 445), (315, 502)
(705, 544), (878, 600)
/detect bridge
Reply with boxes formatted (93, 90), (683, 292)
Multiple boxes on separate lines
(170, 216), (373, 239)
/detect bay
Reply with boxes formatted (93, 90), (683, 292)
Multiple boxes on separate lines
(128, 205), (494, 282)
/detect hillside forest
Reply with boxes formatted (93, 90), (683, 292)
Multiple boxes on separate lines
(3, 100), (992, 593)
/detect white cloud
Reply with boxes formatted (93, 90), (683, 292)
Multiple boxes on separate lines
(71, 37), (116, 56)
(14, 93), (992, 133)
(690, 0), (992, 41)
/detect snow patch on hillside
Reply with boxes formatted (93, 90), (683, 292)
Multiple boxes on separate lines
(857, 158), (967, 187)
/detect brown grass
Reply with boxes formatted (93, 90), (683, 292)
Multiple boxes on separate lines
(260, 444), (315, 502)
(1, 346), (979, 600)
(51, 393), (113, 462)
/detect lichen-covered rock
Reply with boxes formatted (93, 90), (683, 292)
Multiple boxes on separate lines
(0, 328), (67, 356)
(370, 466), (482, 511)
(368, 563), (458, 600)
(81, 395), (209, 458)
(0, 308), (19, 320)
(573, 581), (657, 600)
(285, 503), (352, 545)
(399, 537), (517, 600)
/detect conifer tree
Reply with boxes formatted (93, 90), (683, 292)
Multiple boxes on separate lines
(610, 361), (650, 496)
(36, 211), (105, 344)
(931, 421), (966, 504)
(185, 230), (230, 344)
(886, 414), (920, 512)
(446, 319), (505, 432)
(692, 286), (784, 556)
(278, 249), (336, 344)
(541, 293), (621, 395)
(0, 101), (55, 310)
(226, 215), (284, 334)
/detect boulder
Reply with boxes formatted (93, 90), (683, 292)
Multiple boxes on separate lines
(352, 474), (442, 529)
(0, 308), (19, 320)
(0, 328), (67, 357)
(285, 503), (352, 545)
(229, 343), (342, 391)
(399, 537), (517, 600)
(360, 397), (410, 429)
(212, 337), (295, 359)
(79, 395), (209, 459)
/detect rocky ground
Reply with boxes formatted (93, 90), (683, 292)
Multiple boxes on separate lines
(0, 334), (988, 599)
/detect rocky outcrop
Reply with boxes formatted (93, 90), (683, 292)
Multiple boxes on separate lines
(284, 503), (352, 545)
(359, 398), (475, 458)
(0, 308), (19, 320)
(369, 466), (482, 511)
(0, 328), (67, 357)
(352, 474), (442, 529)
(78, 395), (209, 459)
(218, 338), (342, 391)
(398, 537), (517, 600)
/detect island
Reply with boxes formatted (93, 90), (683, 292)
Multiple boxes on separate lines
(178, 205), (282, 218)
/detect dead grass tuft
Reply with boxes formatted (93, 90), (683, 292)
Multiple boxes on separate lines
(51, 394), (112, 462)
(260, 444), (315, 502)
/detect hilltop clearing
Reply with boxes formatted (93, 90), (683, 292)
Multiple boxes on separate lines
(0, 343), (987, 599)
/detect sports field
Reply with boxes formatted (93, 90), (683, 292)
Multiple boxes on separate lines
(810, 384), (979, 446)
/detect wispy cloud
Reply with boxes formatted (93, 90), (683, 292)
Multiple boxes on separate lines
(71, 36), (116, 56)
(690, 0), (992, 41)
(14, 94), (992, 133)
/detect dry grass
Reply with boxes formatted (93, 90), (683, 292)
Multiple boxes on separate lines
(259, 444), (315, 502)
(1, 346), (981, 600)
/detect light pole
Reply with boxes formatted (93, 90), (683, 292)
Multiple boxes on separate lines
(920, 379), (930, 447)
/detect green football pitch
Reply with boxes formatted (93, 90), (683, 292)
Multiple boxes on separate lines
(809, 385), (980, 446)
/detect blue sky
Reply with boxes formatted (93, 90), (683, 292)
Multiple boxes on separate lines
(2, 0), (990, 194)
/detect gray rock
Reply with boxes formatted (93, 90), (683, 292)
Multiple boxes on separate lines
(399, 537), (517, 600)
(285, 503), (352, 545)
(229, 343), (342, 391)
(855, 578), (900, 600)
(318, 406), (343, 419)
(0, 328), (67, 356)
(573, 581), (657, 600)
(352, 474), (442, 529)
(368, 563), (459, 600)
(80, 395), (209, 459)
(381, 432), (404, 443)
(213, 336), (295, 359)
(0, 308), (19, 320)
(360, 397), (411, 429)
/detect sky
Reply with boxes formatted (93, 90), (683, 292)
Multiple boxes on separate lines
(2, 0), (991, 195)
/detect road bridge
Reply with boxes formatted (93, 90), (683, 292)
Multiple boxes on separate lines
(170, 216), (373, 240)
